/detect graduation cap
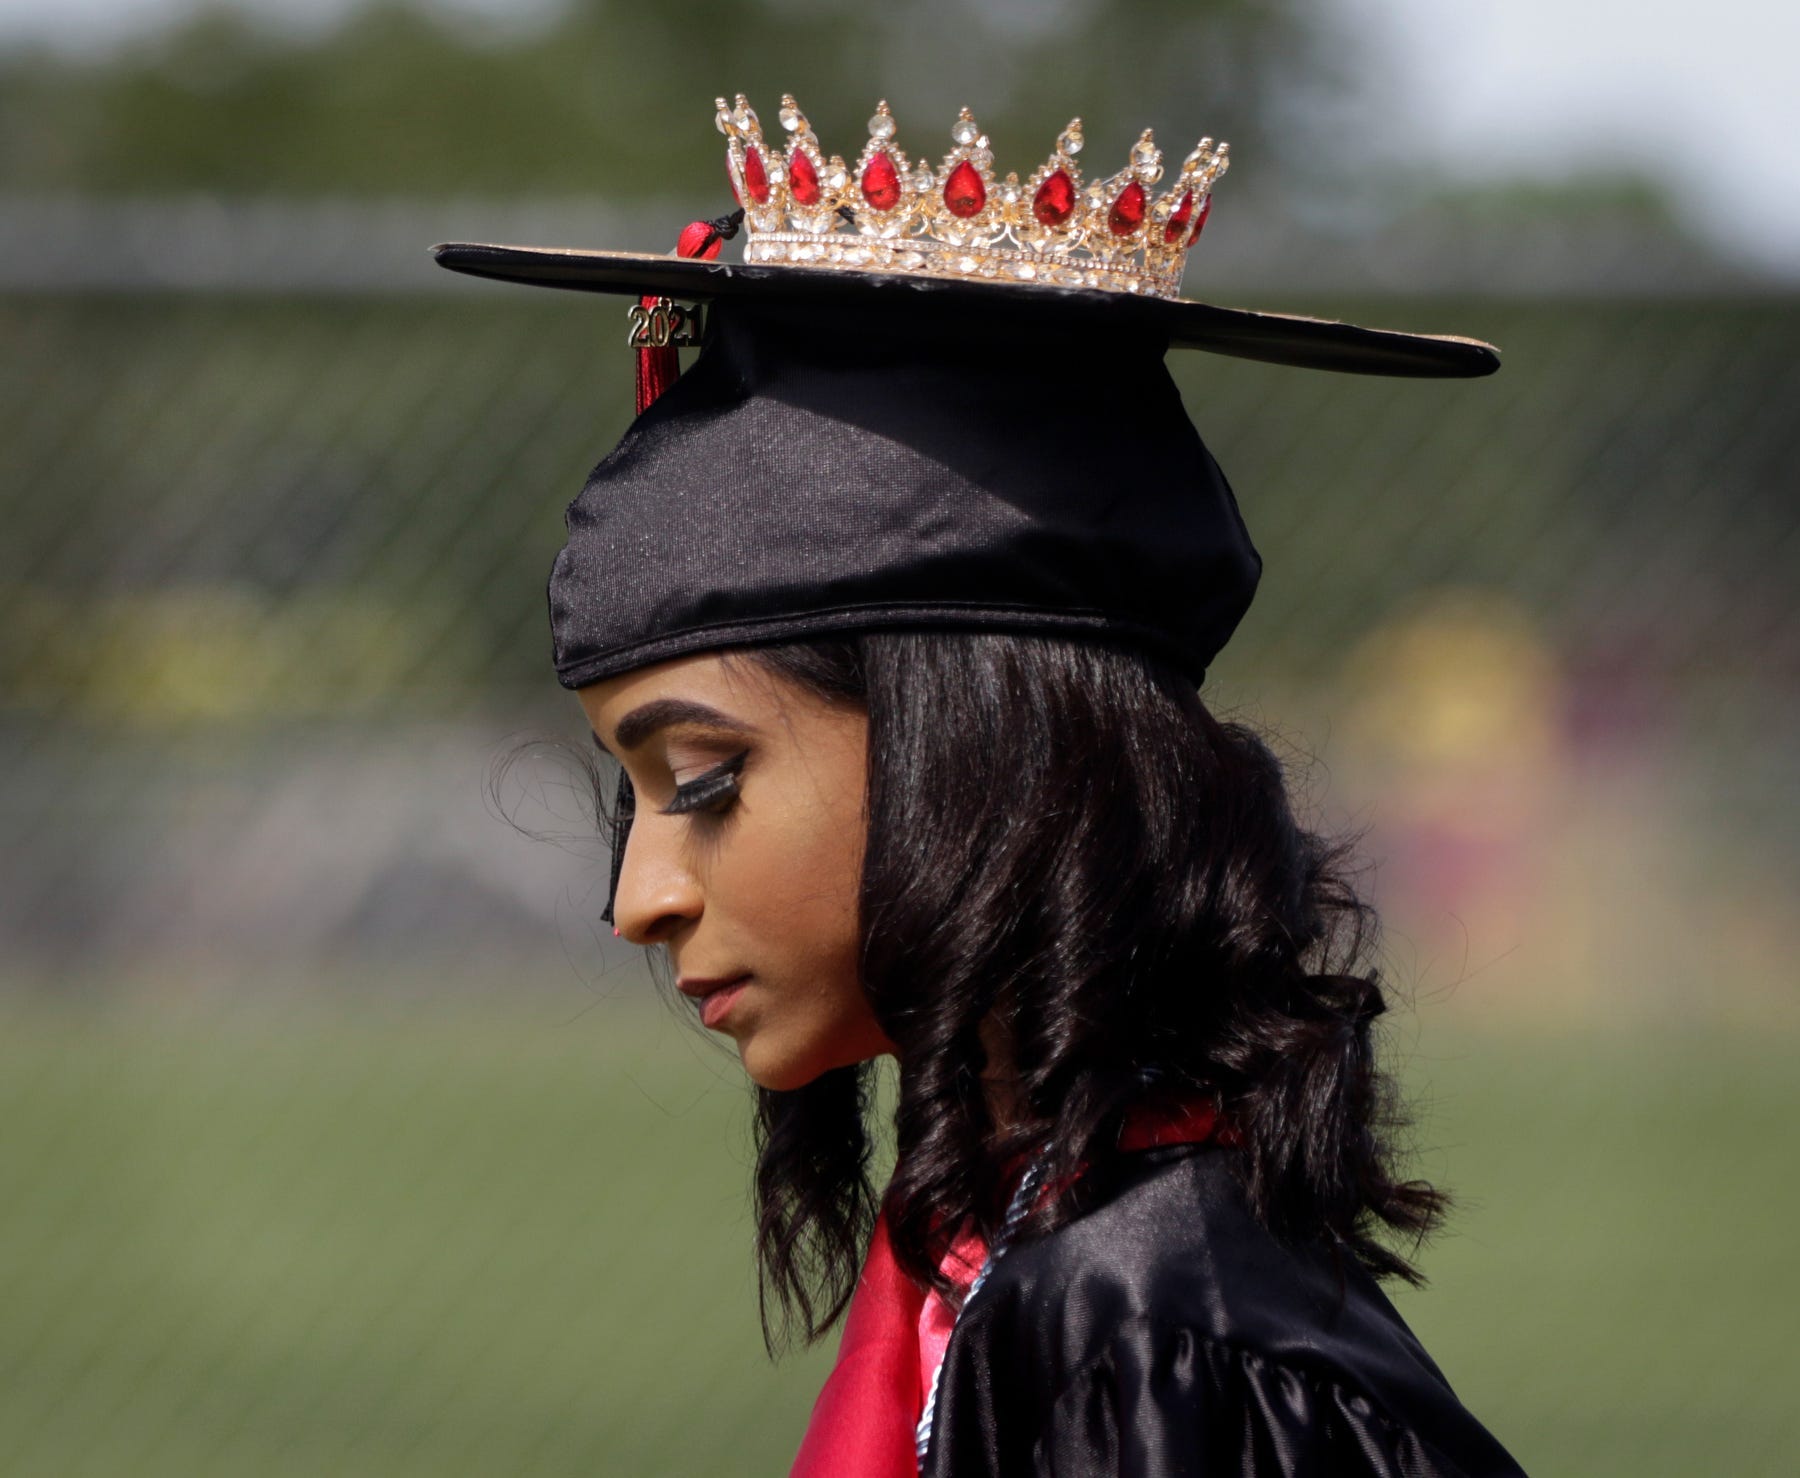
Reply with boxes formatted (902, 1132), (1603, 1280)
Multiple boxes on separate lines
(432, 94), (1500, 692)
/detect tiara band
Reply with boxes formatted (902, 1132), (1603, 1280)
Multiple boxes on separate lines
(715, 94), (1228, 301)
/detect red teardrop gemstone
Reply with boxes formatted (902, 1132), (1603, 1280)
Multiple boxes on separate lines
(861, 150), (901, 211)
(1164, 190), (1193, 244)
(789, 149), (821, 206)
(1188, 192), (1213, 244)
(1108, 180), (1147, 237)
(943, 159), (987, 218)
(742, 145), (771, 205)
(1032, 169), (1075, 227)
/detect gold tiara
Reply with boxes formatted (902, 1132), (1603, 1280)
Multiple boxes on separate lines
(715, 94), (1229, 301)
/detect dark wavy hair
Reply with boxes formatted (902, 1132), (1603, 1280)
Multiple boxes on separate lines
(601, 631), (1447, 1353)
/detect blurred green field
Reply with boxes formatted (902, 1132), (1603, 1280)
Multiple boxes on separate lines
(1, 982), (1794, 1477)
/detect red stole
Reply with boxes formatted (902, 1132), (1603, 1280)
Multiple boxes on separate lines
(789, 1100), (1225, 1478)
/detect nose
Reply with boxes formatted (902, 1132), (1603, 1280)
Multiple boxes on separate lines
(610, 815), (703, 946)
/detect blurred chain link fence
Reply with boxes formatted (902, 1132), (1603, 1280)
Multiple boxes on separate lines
(1, 200), (1796, 1476)
(3, 217), (1792, 986)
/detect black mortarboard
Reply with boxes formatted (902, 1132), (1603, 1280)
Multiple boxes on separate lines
(432, 95), (1499, 689)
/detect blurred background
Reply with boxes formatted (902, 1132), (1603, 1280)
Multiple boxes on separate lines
(1, 1), (1795, 1473)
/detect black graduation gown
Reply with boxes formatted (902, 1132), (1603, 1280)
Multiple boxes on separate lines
(919, 1142), (1526, 1477)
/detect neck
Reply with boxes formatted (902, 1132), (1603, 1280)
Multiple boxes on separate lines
(979, 1013), (1025, 1131)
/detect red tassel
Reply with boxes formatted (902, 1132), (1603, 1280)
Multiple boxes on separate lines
(635, 219), (727, 414)
(633, 326), (680, 414)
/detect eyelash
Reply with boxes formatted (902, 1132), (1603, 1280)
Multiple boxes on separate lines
(659, 750), (748, 817)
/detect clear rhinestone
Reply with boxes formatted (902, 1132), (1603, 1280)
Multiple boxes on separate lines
(846, 247), (871, 265)
(911, 164), (935, 192)
(715, 104), (732, 136)
(868, 111), (897, 140)
(898, 250), (925, 269)
(1057, 121), (1083, 157)
(779, 103), (803, 133)
(957, 255), (979, 272)
(826, 163), (849, 191)
(826, 244), (844, 261)
(733, 102), (757, 132)
(952, 117), (980, 146)
(972, 147), (993, 169)
(1010, 262), (1037, 280)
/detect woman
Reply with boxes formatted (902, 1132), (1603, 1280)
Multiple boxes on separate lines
(439, 94), (1525, 1476)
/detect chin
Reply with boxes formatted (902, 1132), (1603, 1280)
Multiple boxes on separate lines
(739, 1033), (876, 1094)
(741, 1046), (829, 1094)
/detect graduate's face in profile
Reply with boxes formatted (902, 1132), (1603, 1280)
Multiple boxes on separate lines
(580, 653), (893, 1091)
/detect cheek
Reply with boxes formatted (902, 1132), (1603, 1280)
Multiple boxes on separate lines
(732, 809), (860, 953)
(709, 774), (864, 968)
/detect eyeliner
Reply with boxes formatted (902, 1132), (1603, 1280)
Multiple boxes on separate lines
(660, 750), (748, 815)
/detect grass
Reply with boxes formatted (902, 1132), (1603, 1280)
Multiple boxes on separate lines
(1388, 1024), (1800, 1475)
(0, 980), (1794, 1476)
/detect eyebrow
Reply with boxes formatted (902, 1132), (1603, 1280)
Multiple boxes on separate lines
(606, 697), (758, 753)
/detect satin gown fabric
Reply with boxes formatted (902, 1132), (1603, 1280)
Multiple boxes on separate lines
(793, 1104), (1228, 1477)
(787, 1214), (925, 1478)
(920, 1144), (1525, 1477)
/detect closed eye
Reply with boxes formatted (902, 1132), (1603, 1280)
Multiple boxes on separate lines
(660, 750), (748, 817)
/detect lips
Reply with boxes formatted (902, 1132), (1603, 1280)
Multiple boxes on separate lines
(677, 973), (751, 1030)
